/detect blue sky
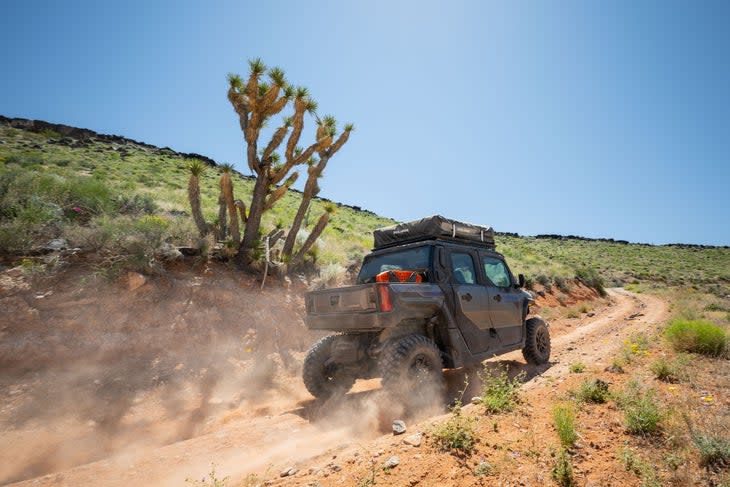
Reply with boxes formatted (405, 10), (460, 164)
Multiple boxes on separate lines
(1, 1), (728, 245)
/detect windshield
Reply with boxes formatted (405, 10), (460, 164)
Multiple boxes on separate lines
(357, 246), (432, 283)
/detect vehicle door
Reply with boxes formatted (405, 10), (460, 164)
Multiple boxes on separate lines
(480, 254), (523, 346)
(448, 249), (491, 354)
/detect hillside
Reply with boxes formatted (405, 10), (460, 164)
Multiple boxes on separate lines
(1, 116), (728, 298)
(1, 117), (729, 487)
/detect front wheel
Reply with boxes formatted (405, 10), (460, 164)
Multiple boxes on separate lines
(380, 334), (445, 412)
(522, 317), (551, 365)
(302, 335), (356, 400)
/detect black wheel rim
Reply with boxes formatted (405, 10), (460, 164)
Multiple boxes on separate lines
(536, 327), (549, 355)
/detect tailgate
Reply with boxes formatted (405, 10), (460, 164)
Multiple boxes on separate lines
(306, 284), (378, 315)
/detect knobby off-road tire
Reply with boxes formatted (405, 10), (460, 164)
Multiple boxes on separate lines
(522, 317), (551, 365)
(379, 334), (445, 412)
(302, 335), (356, 400)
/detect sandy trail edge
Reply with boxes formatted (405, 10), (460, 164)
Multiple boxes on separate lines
(9, 289), (667, 487)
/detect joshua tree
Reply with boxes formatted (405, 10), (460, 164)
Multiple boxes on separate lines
(187, 160), (209, 236)
(288, 203), (337, 267)
(281, 116), (353, 259)
(219, 163), (240, 244)
(217, 192), (228, 241)
(226, 58), (352, 270)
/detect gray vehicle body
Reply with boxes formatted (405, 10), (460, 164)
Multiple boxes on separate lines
(305, 239), (534, 373)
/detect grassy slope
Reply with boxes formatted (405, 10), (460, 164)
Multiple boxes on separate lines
(1, 122), (728, 297)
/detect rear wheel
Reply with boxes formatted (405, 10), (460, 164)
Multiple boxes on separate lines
(522, 317), (551, 365)
(380, 334), (445, 411)
(302, 335), (356, 400)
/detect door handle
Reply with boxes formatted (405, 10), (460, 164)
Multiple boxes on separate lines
(461, 293), (472, 302)
(493, 294), (502, 302)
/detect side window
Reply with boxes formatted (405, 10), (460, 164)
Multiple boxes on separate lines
(483, 257), (511, 288)
(451, 252), (476, 284)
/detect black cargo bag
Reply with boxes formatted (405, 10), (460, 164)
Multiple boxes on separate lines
(373, 215), (495, 249)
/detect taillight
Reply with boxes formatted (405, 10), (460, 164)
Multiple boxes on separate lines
(377, 283), (393, 312)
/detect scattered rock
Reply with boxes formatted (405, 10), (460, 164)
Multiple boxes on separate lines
(471, 396), (481, 405)
(127, 272), (147, 291)
(330, 465), (341, 472)
(392, 419), (406, 435)
(382, 456), (399, 469)
(403, 433), (422, 447)
(604, 364), (624, 374)
(280, 466), (298, 477)
(44, 238), (68, 251)
(587, 312), (595, 317)
(158, 243), (183, 261)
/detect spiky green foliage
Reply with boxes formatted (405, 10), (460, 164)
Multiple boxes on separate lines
(268, 67), (286, 87)
(248, 58), (266, 76)
(664, 319), (728, 356)
(227, 73), (243, 90)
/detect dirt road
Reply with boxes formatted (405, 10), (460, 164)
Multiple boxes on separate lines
(7, 289), (667, 487)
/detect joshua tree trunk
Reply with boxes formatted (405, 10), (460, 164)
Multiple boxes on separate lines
(187, 166), (208, 237)
(217, 192), (228, 240)
(282, 124), (352, 260)
(289, 208), (333, 267)
(220, 168), (240, 244)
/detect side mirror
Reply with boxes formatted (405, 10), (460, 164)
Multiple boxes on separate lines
(517, 274), (526, 288)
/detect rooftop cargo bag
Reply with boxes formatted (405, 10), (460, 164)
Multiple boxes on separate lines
(373, 215), (495, 249)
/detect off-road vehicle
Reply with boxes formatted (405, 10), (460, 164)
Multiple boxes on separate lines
(302, 215), (550, 406)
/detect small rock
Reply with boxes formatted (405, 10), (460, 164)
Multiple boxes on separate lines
(127, 272), (147, 291)
(403, 433), (422, 447)
(604, 364), (624, 374)
(280, 467), (297, 477)
(392, 420), (406, 435)
(587, 312), (595, 317)
(382, 456), (399, 469)
(470, 396), (481, 405)
(308, 467), (321, 475)
(44, 238), (68, 251)
(330, 465), (341, 472)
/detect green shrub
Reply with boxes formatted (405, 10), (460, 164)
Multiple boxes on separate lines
(649, 355), (688, 383)
(574, 378), (609, 404)
(568, 362), (586, 373)
(621, 449), (661, 486)
(479, 366), (524, 414)
(617, 381), (663, 435)
(575, 267), (606, 296)
(552, 403), (578, 447)
(431, 402), (476, 455)
(664, 319), (728, 356)
(692, 434), (730, 470)
(551, 448), (575, 486)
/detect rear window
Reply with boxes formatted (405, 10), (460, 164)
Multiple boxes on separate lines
(357, 246), (432, 283)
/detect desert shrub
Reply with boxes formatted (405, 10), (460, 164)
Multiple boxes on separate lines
(552, 403), (578, 447)
(186, 463), (229, 487)
(574, 378), (610, 404)
(568, 362), (586, 373)
(479, 366), (524, 414)
(535, 274), (552, 288)
(551, 448), (575, 486)
(554, 276), (570, 293)
(431, 402), (476, 455)
(664, 319), (727, 356)
(114, 193), (157, 215)
(621, 449), (661, 486)
(566, 309), (580, 319)
(575, 267), (606, 296)
(649, 355), (688, 383)
(617, 381), (663, 435)
(693, 434), (730, 470)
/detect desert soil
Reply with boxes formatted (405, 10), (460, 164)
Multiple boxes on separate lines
(4, 288), (668, 487)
